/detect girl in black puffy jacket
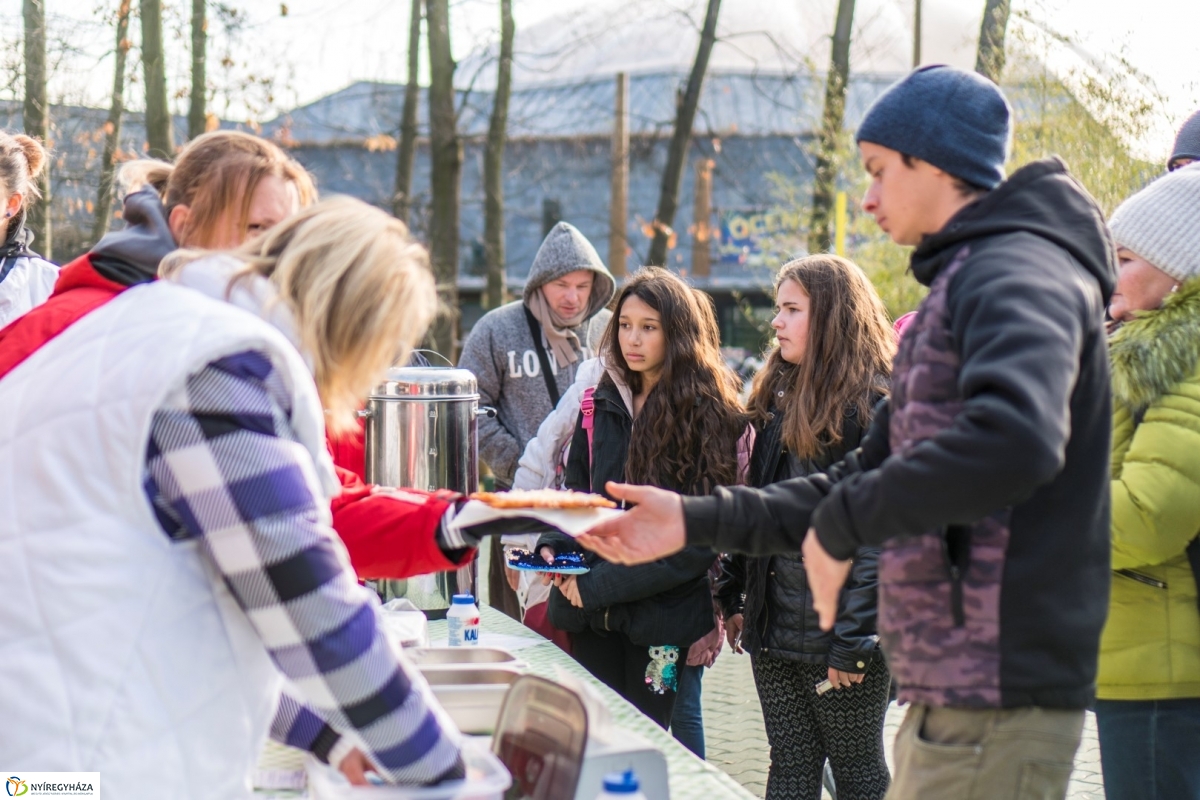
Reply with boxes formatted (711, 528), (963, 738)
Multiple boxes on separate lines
(714, 255), (894, 800)
(537, 268), (747, 729)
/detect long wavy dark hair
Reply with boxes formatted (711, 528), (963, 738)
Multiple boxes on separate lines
(748, 255), (895, 459)
(602, 268), (747, 494)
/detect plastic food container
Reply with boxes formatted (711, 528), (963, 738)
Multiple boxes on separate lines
(306, 739), (511, 800)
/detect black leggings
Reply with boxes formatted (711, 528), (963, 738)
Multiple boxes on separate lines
(752, 654), (891, 800)
(571, 628), (679, 728)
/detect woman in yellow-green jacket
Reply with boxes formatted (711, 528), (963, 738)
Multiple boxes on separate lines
(1098, 163), (1200, 800)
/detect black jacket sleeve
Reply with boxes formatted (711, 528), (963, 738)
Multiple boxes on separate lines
(813, 245), (1089, 559)
(575, 546), (715, 610)
(712, 554), (746, 617)
(681, 400), (891, 556)
(825, 547), (881, 673)
(536, 519), (714, 611)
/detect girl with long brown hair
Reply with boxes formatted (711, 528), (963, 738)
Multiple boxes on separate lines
(714, 254), (895, 799)
(536, 267), (746, 728)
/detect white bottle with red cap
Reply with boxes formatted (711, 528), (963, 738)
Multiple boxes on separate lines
(446, 594), (480, 646)
(596, 769), (648, 800)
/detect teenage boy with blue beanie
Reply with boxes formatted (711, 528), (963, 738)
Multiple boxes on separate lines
(578, 65), (1119, 800)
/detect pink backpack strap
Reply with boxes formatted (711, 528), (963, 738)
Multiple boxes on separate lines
(736, 424), (756, 485)
(580, 386), (597, 472)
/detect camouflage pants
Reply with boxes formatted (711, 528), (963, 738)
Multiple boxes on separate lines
(887, 704), (1084, 800)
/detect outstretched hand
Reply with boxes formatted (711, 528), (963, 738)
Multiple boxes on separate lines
(802, 527), (852, 630)
(575, 482), (686, 565)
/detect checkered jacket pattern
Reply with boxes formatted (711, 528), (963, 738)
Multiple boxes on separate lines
(143, 350), (463, 784)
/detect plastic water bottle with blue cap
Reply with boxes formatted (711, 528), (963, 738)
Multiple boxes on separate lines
(596, 769), (648, 800)
(447, 594), (480, 646)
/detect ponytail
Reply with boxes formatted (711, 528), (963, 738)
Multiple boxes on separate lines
(0, 131), (48, 205)
(117, 159), (174, 197)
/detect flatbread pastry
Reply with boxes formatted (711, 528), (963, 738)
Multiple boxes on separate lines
(469, 489), (618, 509)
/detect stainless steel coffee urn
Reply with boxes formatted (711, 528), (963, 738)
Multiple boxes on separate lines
(363, 366), (488, 618)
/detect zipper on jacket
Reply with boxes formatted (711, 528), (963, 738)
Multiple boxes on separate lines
(948, 565), (965, 627)
(1115, 568), (1167, 590)
(943, 527), (969, 628)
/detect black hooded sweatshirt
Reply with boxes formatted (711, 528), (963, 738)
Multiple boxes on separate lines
(89, 189), (178, 287)
(682, 159), (1117, 708)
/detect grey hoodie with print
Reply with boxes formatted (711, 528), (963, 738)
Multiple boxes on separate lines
(458, 222), (616, 486)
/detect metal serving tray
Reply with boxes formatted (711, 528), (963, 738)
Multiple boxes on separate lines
(422, 667), (522, 735)
(408, 647), (522, 667)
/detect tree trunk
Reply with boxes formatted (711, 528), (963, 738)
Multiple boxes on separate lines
(647, 0), (721, 267)
(141, 0), (174, 159)
(483, 0), (514, 310)
(188, 0), (206, 139)
(808, 0), (856, 254)
(975, 0), (1011, 84)
(22, 0), (51, 258)
(913, 0), (922, 67)
(92, 0), (133, 244)
(393, 0), (422, 222)
(608, 71), (629, 278)
(691, 158), (713, 277)
(426, 0), (461, 359)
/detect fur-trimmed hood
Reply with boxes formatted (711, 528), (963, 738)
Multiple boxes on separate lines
(1110, 277), (1200, 415)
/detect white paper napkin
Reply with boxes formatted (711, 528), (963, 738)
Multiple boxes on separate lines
(451, 499), (624, 538)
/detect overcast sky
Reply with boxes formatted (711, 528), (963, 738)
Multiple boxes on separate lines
(2, 0), (1197, 156)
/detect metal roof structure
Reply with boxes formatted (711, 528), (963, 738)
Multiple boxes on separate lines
(263, 70), (903, 146)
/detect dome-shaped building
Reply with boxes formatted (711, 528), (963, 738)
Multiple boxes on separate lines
(263, 0), (991, 348)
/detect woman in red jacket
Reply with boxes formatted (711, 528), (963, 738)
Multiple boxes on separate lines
(0, 130), (478, 579)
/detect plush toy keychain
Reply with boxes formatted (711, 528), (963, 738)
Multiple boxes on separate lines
(644, 645), (680, 694)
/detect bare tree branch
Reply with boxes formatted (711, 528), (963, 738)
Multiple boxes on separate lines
(93, 0), (133, 244)
(23, 0), (52, 257)
(483, 0), (513, 309)
(647, 0), (721, 267)
(393, 0), (421, 221)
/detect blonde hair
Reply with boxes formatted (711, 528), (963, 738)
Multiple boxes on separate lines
(162, 197), (437, 433)
(0, 131), (48, 206)
(118, 130), (316, 247)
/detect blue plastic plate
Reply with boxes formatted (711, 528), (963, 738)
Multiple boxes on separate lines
(507, 561), (590, 575)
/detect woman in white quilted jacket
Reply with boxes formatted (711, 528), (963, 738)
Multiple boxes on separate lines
(0, 130), (58, 327)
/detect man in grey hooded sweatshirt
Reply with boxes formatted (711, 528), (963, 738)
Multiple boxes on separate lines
(459, 221), (616, 490)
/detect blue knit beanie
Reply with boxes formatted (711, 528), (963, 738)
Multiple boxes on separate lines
(856, 65), (1012, 190)
(1169, 109), (1200, 170)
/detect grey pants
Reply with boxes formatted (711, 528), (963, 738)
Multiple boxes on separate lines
(886, 704), (1084, 800)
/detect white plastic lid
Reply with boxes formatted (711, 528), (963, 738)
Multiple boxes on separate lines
(451, 594), (476, 605)
(602, 770), (639, 793)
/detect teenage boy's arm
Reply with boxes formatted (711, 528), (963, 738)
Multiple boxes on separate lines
(678, 399), (892, 556)
(812, 252), (1093, 560)
(458, 323), (522, 484)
